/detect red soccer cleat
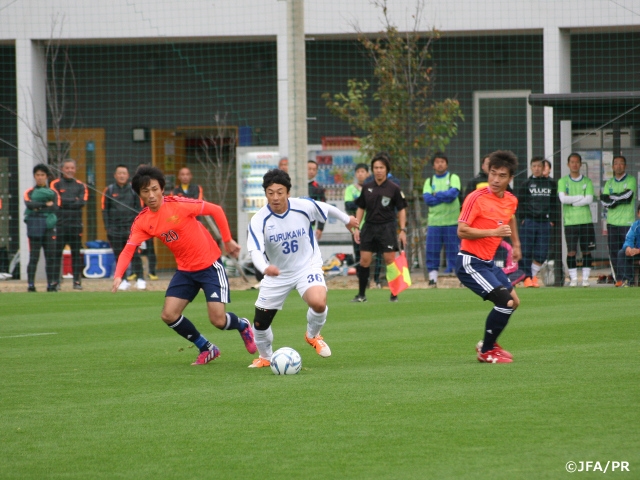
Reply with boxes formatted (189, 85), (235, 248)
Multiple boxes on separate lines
(476, 341), (513, 360)
(477, 347), (512, 364)
(239, 319), (257, 354)
(192, 345), (221, 365)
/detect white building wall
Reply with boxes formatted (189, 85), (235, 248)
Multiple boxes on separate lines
(1, 1), (639, 43)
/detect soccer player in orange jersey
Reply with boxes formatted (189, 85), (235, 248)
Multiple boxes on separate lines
(456, 150), (521, 364)
(111, 166), (256, 365)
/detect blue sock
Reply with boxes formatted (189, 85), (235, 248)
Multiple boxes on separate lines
(193, 335), (211, 352)
(224, 312), (247, 331)
(168, 315), (211, 352)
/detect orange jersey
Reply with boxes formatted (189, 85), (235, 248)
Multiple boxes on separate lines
(458, 187), (518, 261)
(114, 196), (232, 277)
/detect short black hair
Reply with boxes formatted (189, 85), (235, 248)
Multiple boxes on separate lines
(114, 164), (129, 172)
(132, 165), (166, 195)
(263, 169), (292, 192)
(568, 152), (582, 163)
(488, 150), (518, 177)
(307, 159), (318, 166)
(431, 152), (448, 165)
(371, 152), (391, 174)
(530, 156), (544, 165)
(33, 163), (50, 176)
(613, 155), (627, 165)
(355, 163), (369, 172)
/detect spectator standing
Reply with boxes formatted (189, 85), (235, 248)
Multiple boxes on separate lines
(456, 150), (521, 363)
(352, 153), (408, 303)
(278, 157), (289, 173)
(422, 152), (461, 286)
(307, 160), (326, 240)
(344, 163), (369, 275)
(50, 159), (88, 290)
(616, 205), (640, 287)
(24, 164), (60, 292)
(462, 154), (490, 203)
(171, 167), (203, 200)
(558, 153), (596, 287)
(102, 165), (145, 291)
(542, 159), (552, 178)
(517, 157), (559, 287)
(600, 155), (636, 285)
(135, 164), (158, 280)
(246, 169), (358, 368)
(111, 166), (256, 366)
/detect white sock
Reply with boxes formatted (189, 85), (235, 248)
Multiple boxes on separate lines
(569, 268), (578, 281)
(582, 267), (591, 281)
(253, 326), (273, 360)
(306, 306), (328, 338)
(429, 270), (438, 282)
(531, 263), (541, 278)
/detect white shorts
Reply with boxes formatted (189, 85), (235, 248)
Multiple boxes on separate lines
(255, 265), (327, 310)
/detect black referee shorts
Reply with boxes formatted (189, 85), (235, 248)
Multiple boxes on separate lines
(360, 222), (398, 253)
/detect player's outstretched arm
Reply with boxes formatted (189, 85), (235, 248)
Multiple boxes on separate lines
(345, 215), (359, 231)
(508, 216), (521, 262)
(224, 239), (241, 259)
(201, 201), (232, 243)
(112, 243), (138, 291)
(250, 249), (279, 277)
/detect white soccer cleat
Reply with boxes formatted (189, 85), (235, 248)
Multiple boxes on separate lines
(569, 279), (578, 287)
(118, 279), (131, 291)
(582, 279), (590, 287)
(136, 278), (147, 290)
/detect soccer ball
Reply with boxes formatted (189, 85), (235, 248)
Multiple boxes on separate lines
(270, 347), (302, 375)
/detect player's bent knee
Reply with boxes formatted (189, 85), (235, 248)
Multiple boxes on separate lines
(253, 307), (277, 330)
(485, 286), (512, 307)
(308, 301), (327, 313)
(161, 309), (181, 324)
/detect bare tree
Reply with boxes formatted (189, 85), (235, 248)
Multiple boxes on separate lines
(44, 14), (78, 169)
(0, 14), (77, 169)
(193, 113), (237, 211)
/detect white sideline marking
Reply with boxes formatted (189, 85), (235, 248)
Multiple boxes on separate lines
(0, 332), (58, 339)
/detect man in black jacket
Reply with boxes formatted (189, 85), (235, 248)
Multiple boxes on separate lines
(102, 165), (145, 290)
(307, 160), (326, 240)
(50, 159), (88, 290)
(462, 154), (490, 203)
(516, 156), (559, 287)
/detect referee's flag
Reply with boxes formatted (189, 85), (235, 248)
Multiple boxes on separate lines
(387, 251), (412, 296)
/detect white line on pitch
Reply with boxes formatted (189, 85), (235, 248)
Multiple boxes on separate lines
(0, 332), (58, 339)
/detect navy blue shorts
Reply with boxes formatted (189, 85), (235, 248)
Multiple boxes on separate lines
(166, 259), (230, 303)
(455, 251), (512, 299)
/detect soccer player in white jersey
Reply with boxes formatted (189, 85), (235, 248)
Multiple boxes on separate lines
(247, 169), (359, 368)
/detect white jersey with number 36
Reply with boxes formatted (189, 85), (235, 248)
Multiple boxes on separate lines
(248, 197), (340, 278)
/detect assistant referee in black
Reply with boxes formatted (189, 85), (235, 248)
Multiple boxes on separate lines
(352, 152), (407, 302)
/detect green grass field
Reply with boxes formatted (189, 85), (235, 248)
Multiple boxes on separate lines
(1, 287), (638, 479)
